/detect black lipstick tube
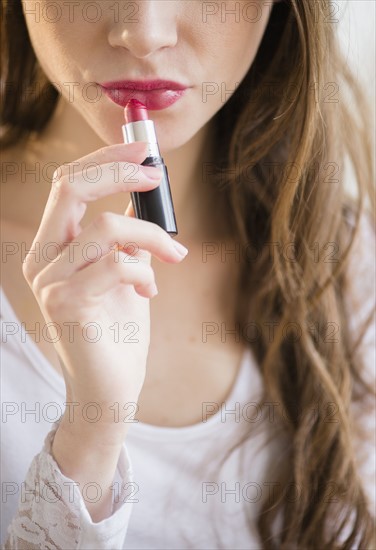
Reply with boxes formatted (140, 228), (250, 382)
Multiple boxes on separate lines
(122, 117), (178, 236)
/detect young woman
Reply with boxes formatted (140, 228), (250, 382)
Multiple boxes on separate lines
(1, 1), (375, 548)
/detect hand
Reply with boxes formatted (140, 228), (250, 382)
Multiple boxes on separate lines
(22, 142), (188, 444)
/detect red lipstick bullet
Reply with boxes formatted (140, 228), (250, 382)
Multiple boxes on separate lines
(122, 100), (178, 235)
(124, 99), (148, 123)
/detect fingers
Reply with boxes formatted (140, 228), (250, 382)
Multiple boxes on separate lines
(56, 141), (150, 179)
(39, 253), (158, 328)
(23, 143), (163, 281)
(39, 159), (161, 242)
(48, 249), (159, 310)
(30, 214), (188, 294)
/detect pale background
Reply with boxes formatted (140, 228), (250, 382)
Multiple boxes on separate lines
(336, 1), (375, 194)
(337, 0), (375, 105)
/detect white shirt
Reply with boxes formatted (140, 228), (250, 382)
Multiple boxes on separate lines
(1, 284), (287, 549)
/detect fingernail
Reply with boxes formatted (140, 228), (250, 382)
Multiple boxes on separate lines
(129, 141), (148, 150)
(147, 282), (159, 296)
(142, 166), (162, 180)
(172, 240), (189, 258)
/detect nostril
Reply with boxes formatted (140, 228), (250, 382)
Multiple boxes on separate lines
(107, 10), (178, 59)
(108, 32), (177, 59)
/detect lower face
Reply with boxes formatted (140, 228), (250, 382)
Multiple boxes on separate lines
(22, 0), (273, 152)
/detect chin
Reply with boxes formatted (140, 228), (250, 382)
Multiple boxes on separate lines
(79, 96), (204, 153)
(153, 116), (207, 155)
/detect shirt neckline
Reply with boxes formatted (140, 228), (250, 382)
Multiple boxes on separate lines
(128, 346), (253, 441)
(1, 285), (254, 440)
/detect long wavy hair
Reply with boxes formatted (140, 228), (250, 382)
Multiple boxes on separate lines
(1, 0), (375, 547)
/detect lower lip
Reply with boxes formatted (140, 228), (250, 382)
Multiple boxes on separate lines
(100, 87), (187, 110)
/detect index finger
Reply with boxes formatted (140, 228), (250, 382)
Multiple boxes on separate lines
(22, 142), (155, 280)
(55, 141), (149, 180)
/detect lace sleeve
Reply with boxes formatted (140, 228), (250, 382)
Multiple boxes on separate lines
(1, 420), (134, 549)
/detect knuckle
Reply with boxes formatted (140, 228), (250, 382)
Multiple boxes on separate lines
(93, 211), (117, 233)
(39, 283), (66, 314)
(31, 272), (45, 295)
(150, 222), (174, 248)
(105, 249), (118, 266)
(51, 174), (74, 198)
(51, 166), (63, 183)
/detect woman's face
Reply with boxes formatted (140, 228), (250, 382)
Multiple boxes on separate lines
(22, 0), (273, 151)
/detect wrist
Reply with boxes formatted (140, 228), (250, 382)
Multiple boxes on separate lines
(52, 421), (124, 477)
(52, 419), (125, 522)
(60, 393), (139, 441)
(57, 409), (130, 450)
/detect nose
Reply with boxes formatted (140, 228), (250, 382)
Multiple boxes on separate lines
(107, 0), (178, 59)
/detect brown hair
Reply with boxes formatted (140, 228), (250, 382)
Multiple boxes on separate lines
(1, 0), (375, 547)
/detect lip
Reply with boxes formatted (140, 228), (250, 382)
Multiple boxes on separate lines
(99, 79), (189, 110)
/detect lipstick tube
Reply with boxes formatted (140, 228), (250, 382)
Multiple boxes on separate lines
(122, 100), (178, 236)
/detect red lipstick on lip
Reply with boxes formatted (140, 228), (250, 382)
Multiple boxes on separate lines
(102, 80), (187, 91)
(100, 80), (188, 110)
(123, 99), (177, 236)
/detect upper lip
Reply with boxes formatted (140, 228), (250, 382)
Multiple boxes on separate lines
(100, 80), (188, 91)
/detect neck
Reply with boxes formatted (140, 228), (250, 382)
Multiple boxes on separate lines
(23, 98), (219, 243)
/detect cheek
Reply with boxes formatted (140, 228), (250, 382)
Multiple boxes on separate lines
(25, 30), (68, 83)
(205, 16), (269, 86)
(23, 4), (90, 86)
(188, 17), (269, 127)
